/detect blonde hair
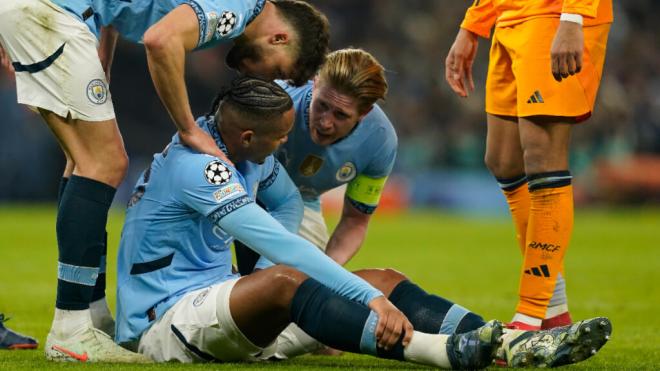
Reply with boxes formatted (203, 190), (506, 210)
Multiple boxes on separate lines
(317, 48), (388, 113)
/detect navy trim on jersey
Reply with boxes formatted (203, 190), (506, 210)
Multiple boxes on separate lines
(208, 195), (253, 223)
(258, 161), (280, 191)
(183, 0), (207, 46)
(13, 43), (65, 73)
(303, 88), (313, 129)
(247, 0), (266, 25)
(170, 325), (220, 362)
(130, 253), (175, 275)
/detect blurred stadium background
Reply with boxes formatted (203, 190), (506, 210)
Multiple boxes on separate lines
(1, 1), (659, 368)
(1, 0), (658, 210)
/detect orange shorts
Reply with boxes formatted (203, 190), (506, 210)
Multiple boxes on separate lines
(485, 17), (610, 120)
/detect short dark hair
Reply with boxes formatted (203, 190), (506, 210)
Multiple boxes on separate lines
(272, 0), (330, 86)
(208, 77), (293, 131)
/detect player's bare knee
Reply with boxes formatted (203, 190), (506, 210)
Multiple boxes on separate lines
(354, 268), (407, 296)
(103, 150), (129, 186)
(484, 151), (524, 178)
(269, 265), (308, 304)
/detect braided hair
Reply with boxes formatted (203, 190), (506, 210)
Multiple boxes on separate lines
(208, 76), (293, 132)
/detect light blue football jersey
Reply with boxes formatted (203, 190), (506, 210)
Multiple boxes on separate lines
(116, 115), (382, 343)
(51, 0), (265, 48)
(274, 80), (398, 213)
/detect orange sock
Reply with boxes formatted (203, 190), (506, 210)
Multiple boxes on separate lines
(500, 176), (531, 255)
(516, 171), (574, 319)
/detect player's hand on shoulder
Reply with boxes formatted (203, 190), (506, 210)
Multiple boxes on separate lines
(0, 43), (15, 76)
(550, 21), (584, 82)
(445, 28), (479, 98)
(179, 125), (234, 166)
(368, 296), (414, 350)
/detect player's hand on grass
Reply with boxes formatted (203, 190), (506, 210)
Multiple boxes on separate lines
(551, 21), (584, 82)
(0, 43), (15, 75)
(179, 125), (233, 165)
(368, 296), (414, 351)
(445, 28), (479, 98)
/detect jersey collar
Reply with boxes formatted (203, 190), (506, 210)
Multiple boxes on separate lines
(204, 116), (230, 157)
(247, 0), (267, 25)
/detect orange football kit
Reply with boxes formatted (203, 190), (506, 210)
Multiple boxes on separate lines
(460, 0), (613, 320)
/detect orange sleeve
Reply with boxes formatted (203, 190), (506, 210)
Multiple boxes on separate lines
(561, 0), (600, 19)
(460, 0), (498, 39)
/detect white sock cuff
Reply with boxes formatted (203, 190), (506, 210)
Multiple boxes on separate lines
(511, 313), (542, 327)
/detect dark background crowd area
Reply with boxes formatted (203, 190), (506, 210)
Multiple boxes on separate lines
(1, 0), (659, 204)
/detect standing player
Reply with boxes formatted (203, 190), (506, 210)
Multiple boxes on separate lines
(445, 0), (613, 330)
(117, 77), (611, 368)
(0, 0), (329, 362)
(235, 48), (397, 274)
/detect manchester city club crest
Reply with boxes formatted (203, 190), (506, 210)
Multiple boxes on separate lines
(86, 79), (108, 105)
(336, 162), (357, 182)
(299, 155), (324, 177)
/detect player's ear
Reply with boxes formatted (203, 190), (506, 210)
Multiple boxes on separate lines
(240, 130), (254, 147)
(269, 32), (289, 45)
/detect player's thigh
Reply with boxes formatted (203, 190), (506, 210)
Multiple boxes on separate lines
(298, 206), (330, 251)
(0, 0), (115, 122)
(505, 18), (607, 119)
(484, 114), (524, 177)
(485, 28), (518, 117)
(139, 279), (273, 363)
(229, 265), (308, 347)
(40, 110), (127, 187)
(518, 116), (573, 173)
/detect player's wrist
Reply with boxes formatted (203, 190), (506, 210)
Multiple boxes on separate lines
(560, 13), (583, 26)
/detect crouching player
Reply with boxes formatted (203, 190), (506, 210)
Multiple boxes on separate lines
(115, 77), (610, 368)
(235, 48), (398, 274)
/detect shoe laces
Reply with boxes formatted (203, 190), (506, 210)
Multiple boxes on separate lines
(0, 313), (9, 326)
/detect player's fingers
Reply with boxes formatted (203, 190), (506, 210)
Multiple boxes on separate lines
(567, 52), (577, 76)
(379, 314), (395, 349)
(375, 314), (386, 346)
(551, 54), (562, 82)
(465, 61), (475, 93)
(445, 50), (468, 97)
(402, 320), (414, 347)
(452, 63), (467, 97)
(384, 316), (403, 350)
(559, 53), (570, 79)
(575, 51), (583, 74)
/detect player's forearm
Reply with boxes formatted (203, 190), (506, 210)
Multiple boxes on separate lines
(326, 218), (368, 266)
(257, 161), (304, 234)
(144, 33), (196, 135)
(216, 203), (383, 305)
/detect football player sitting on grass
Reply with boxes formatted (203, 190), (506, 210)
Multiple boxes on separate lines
(115, 77), (611, 368)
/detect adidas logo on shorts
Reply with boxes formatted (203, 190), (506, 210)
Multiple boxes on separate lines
(527, 90), (545, 104)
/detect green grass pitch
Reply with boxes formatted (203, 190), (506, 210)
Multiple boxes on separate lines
(0, 205), (658, 370)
